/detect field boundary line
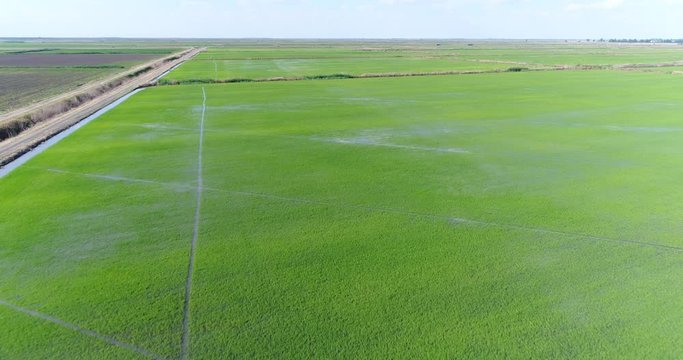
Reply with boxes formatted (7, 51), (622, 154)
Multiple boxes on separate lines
(157, 65), (616, 86)
(180, 87), (207, 360)
(43, 167), (195, 191)
(38, 166), (683, 253)
(0, 299), (166, 360)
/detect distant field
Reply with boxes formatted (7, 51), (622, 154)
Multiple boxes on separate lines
(10, 48), (178, 55)
(0, 39), (187, 52)
(0, 53), (160, 67)
(168, 43), (683, 83)
(196, 43), (683, 64)
(167, 57), (523, 81)
(0, 42), (178, 113)
(194, 47), (430, 60)
(455, 49), (683, 65)
(1, 68), (682, 358)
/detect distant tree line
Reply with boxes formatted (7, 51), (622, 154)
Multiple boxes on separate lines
(604, 39), (683, 44)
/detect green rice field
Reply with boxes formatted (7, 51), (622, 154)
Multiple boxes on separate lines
(1, 43), (682, 359)
(167, 57), (518, 82)
(168, 42), (683, 83)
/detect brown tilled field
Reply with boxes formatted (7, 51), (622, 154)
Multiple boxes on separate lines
(0, 53), (160, 67)
(0, 50), (177, 114)
(0, 68), (116, 112)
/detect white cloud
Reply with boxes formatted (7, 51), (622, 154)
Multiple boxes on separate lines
(379, 0), (417, 4)
(566, 0), (624, 11)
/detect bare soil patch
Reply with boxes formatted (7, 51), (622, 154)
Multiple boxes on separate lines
(0, 69), (109, 112)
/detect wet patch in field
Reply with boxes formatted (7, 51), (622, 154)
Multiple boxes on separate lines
(307, 126), (469, 154)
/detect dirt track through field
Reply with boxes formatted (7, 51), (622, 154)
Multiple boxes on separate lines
(40, 167), (683, 253)
(0, 299), (165, 360)
(180, 87), (207, 360)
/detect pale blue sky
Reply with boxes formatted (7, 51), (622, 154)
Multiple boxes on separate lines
(1, 0), (681, 39)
